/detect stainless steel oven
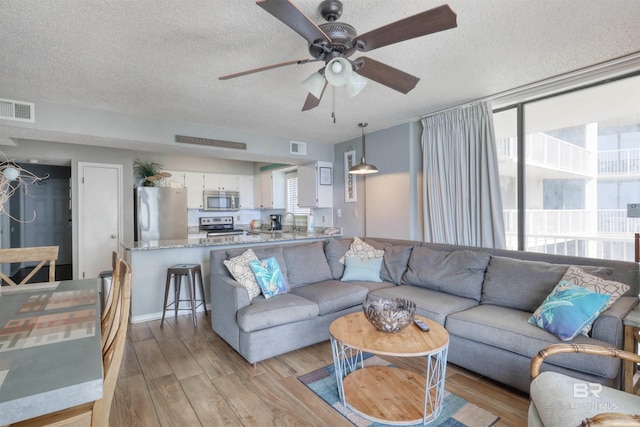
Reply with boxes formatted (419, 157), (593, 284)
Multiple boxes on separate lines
(203, 190), (240, 211)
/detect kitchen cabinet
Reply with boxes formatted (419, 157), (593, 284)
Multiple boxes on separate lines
(160, 170), (185, 188)
(237, 175), (254, 209)
(184, 172), (205, 209)
(254, 171), (285, 209)
(298, 161), (333, 208)
(204, 173), (239, 191)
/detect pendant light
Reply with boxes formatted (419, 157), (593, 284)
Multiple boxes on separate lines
(349, 123), (378, 175)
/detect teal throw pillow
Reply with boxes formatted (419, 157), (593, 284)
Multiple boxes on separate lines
(340, 256), (383, 282)
(249, 257), (287, 299)
(528, 281), (611, 341)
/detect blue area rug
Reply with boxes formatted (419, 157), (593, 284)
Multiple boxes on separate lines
(298, 354), (500, 427)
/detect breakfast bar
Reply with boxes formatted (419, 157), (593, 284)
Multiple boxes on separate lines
(124, 231), (338, 323)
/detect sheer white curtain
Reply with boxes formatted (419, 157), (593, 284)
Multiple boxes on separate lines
(421, 102), (506, 248)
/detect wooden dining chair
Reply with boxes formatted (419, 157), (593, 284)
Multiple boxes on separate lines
(10, 259), (132, 427)
(0, 246), (59, 286)
(101, 251), (121, 344)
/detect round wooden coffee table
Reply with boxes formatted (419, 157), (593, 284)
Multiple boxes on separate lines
(329, 312), (449, 425)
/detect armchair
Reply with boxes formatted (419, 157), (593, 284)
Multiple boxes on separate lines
(528, 344), (640, 427)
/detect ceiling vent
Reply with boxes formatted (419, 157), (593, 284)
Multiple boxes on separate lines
(0, 98), (35, 122)
(290, 141), (307, 155)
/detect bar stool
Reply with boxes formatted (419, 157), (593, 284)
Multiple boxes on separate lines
(161, 264), (207, 327)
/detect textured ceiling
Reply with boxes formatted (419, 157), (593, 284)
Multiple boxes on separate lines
(1, 0), (640, 147)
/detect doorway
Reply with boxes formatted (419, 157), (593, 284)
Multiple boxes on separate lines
(7, 163), (72, 282)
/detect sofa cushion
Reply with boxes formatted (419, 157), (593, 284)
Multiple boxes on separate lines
(480, 256), (614, 312)
(370, 285), (479, 325)
(341, 256), (383, 282)
(227, 246), (289, 287)
(402, 247), (490, 301)
(339, 236), (384, 263)
(528, 281), (611, 341)
(325, 239), (352, 279)
(445, 304), (620, 379)
(289, 280), (368, 316)
(282, 241), (333, 288)
(367, 239), (413, 283)
(223, 249), (261, 300)
(249, 257), (288, 299)
(562, 265), (630, 336)
(345, 280), (396, 293)
(236, 293), (319, 332)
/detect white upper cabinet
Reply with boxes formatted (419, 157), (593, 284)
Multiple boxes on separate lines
(237, 175), (254, 209)
(254, 171), (285, 209)
(204, 173), (239, 191)
(183, 172), (205, 209)
(159, 170), (185, 188)
(298, 161), (333, 208)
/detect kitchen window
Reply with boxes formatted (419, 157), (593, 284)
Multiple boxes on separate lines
(286, 175), (310, 216)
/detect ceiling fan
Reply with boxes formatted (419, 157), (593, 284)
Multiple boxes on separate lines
(219, 0), (457, 112)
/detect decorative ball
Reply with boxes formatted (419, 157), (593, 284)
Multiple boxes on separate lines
(363, 294), (416, 333)
(3, 167), (19, 181)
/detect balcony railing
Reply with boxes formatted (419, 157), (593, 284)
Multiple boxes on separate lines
(504, 209), (640, 235)
(504, 233), (636, 262)
(598, 148), (640, 175)
(497, 134), (593, 176)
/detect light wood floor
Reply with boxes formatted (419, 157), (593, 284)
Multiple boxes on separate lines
(109, 312), (529, 426)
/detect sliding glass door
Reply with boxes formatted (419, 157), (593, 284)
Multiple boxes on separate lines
(494, 74), (640, 261)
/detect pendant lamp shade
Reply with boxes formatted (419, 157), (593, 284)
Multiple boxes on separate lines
(349, 123), (378, 175)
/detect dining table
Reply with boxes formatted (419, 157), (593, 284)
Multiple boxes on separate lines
(0, 278), (103, 425)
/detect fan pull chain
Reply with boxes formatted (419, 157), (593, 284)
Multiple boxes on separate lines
(331, 86), (336, 123)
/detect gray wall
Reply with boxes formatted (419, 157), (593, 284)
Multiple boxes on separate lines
(333, 121), (423, 240)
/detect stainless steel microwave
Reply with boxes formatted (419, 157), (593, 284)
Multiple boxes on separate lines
(203, 190), (240, 211)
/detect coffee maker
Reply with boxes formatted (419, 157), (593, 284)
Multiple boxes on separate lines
(269, 214), (282, 231)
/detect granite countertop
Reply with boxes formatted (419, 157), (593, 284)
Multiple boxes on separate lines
(124, 231), (341, 251)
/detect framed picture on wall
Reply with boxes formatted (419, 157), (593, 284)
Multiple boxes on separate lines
(344, 150), (357, 203)
(319, 167), (332, 185)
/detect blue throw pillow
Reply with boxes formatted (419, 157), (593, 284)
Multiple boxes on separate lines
(249, 257), (287, 298)
(528, 281), (611, 341)
(340, 256), (383, 282)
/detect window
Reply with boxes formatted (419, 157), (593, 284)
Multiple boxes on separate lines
(286, 175), (310, 216)
(494, 74), (640, 261)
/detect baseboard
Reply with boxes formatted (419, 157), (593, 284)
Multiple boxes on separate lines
(131, 303), (211, 324)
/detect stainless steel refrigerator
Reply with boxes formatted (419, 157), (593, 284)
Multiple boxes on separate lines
(134, 187), (188, 241)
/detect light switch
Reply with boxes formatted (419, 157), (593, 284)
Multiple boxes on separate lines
(353, 208), (358, 218)
(337, 208), (342, 217)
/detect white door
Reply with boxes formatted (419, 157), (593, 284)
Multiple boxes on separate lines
(78, 162), (122, 279)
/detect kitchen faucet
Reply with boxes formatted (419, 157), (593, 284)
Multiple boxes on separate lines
(283, 212), (297, 233)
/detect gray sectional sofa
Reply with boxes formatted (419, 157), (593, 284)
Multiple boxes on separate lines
(209, 237), (639, 393)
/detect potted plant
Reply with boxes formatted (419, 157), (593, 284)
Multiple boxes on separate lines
(133, 159), (163, 187)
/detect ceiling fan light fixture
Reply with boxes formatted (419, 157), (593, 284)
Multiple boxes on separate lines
(346, 73), (367, 97)
(325, 57), (353, 87)
(302, 71), (326, 99)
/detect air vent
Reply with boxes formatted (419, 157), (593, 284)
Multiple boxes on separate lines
(0, 98), (35, 122)
(290, 141), (307, 155)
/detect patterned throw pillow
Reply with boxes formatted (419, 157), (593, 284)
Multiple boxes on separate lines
(223, 249), (261, 300)
(561, 265), (630, 335)
(249, 257), (287, 299)
(340, 256), (383, 282)
(338, 236), (384, 264)
(528, 281), (611, 341)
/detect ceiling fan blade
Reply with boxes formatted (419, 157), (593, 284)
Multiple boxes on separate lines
(353, 4), (457, 52)
(302, 81), (327, 111)
(353, 57), (420, 94)
(257, 0), (331, 45)
(219, 59), (316, 80)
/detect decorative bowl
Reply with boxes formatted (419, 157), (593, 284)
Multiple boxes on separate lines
(362, 294), (416, 333)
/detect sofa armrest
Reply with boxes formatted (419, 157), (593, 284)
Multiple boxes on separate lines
(210, 274), (251, 352)
(591, 296), (638, 348)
